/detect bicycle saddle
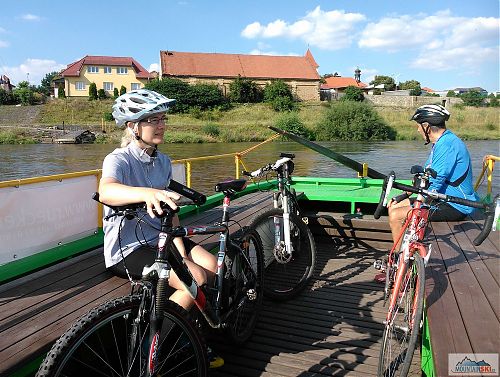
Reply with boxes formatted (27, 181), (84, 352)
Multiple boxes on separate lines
(215, 179), (247, 193)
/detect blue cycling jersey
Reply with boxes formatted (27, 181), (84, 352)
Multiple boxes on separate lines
(425, 129), (478, 214)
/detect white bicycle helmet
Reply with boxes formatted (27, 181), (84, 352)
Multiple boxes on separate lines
(112, 89), (176, 127)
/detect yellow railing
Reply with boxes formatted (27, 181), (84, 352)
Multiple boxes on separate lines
(171, 134), (281, 187)
(474, 155), (499, 200)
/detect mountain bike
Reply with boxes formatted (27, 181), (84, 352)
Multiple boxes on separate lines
(36, 179), (264, 377)
(243, 153), (316, 301)
(372, 165), (498, 377)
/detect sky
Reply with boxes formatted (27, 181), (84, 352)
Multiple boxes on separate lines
(1, 0), (499, 93)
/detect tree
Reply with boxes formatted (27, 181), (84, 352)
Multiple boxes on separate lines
(89, 83), (98, 100)
(369, 75), (396, 91)
(57, 84), (66, 98)
(399, 80), (422, 96)
(97, 88), (107, 100)
(460, 90), (486, 107)
(0, 88), (16, 104)
(446, 90), (457, 97)
(13, 81), (35, 105)
(263, 80), (293, 102)
(120, 85), (126, 95)
(113, 88), (119, 99)
(341, 86), (364, 102)
(39, 71), (58, 96)
(228, 76), (263, 103)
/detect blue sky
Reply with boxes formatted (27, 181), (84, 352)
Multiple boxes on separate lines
(1, 0), (499, 92)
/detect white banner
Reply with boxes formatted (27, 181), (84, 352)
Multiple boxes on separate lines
(0, 175), (99, 266)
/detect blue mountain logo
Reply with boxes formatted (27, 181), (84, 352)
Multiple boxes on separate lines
(456, 357), (492, 368)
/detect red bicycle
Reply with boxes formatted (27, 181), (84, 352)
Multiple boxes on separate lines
(373, 165), (498, 377)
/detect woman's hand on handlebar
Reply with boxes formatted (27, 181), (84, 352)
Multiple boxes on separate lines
(145, 189), (180, 218)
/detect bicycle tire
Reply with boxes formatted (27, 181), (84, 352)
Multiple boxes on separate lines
(248, 208), (316, 301)
(225, 228), (264, 344)
(36, 295), (208, 377)
(378, 253), (425, 377)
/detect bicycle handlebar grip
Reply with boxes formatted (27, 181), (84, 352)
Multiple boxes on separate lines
(473, 208), (495, 246)
(374, 172), (395, 220)
(168, 179), (206, 205)
(392, 192), (410, 204)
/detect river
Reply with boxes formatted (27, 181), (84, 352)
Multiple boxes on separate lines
(1, 140), (498, 197)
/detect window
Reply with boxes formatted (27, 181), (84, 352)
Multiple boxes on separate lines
(103, 82), (114, 91)
(87, 66), (99, 73)
(104, 67), (112, 74)
(117, 67), (128, 75)
(75, 82), (85, 90)
(131, 83), (141, 90)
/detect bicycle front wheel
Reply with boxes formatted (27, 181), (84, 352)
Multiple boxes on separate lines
(248, 208), (316, 301)
(36, 295), (208, 377)
(378, 253), (425, 377)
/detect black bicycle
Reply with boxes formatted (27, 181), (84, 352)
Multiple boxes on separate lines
(36, 179), (264, 377)
(244, 153), (316, 301)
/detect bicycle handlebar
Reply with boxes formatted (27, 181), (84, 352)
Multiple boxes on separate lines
(168, 179), (206, 205)
(373, 172), (498, 246)
(242, 154), (295, 178)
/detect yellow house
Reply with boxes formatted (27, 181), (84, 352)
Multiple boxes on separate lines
(58, 56), (154, 97)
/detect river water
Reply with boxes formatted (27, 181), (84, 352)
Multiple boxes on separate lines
(1, 140), (498, 197)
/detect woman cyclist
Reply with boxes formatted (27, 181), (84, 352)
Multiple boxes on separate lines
(99, 89), (223, 368)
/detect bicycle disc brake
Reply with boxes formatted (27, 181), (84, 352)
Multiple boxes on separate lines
(273, 241), (293, 263)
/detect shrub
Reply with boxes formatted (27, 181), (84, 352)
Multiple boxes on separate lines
(271, 96), (297, 112)
(113, 88), (119, 99)
(57, 84), (66, 98)
(228, 76), (263, 103)
(89, 83), (98, 101)
(103, 112), (114, 121)
(446, 90), (456, 97)
(14, 87), (35, 105)
(263, 80), (293, 102)
(315, 101), (396, 141)
(460, 90), (485, 107)
(0, 88), (16, 104)
(120, 85), (127, 95)
(275, 112), (310, 139)
(488, 97), (499, 107)
(453, 102), (465, 110)
(202, 123), (220, 138)
(97, 89), (107, 100)
(373, 88), (382, 95)
(340, 86), (364, 102)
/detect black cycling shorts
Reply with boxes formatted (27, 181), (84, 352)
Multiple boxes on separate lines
(109, 237), (198, 279)
(409, 198), (467, 222)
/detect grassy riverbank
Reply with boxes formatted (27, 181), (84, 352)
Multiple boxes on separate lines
(0, 99), (498, 144)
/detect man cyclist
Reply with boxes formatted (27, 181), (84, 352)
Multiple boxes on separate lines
(376, 104), (479, 282)
(99, 89), (224, 368)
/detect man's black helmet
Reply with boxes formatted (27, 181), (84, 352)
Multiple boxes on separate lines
(410, 104), (450, 126)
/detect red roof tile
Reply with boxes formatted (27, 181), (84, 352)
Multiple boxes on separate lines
(160, 50), (320, 80)
(321, 76), (367, 89)
(60, 56), (152, 79)
(421, 87), (434, 92)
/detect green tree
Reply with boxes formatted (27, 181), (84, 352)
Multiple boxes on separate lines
(446, 90), (457, 97)
(113, 88), (119, 99)
(263, 80), (293, 102)
(369, 75), (396, 91)
(89, 83), (98, 100)
(57, 84), (66, 98)
(315, 101), (396, 141)
(228, 76), (263, 103)
(399, 80), (422, 96)
(340, 86), (364, 102)
(460, 90), (486, 107)
(38, 71), (58, 96)
(488, 97), (499, 107)
(0, 88), (16, 104)
(120, 85), (127, 95)
(13, 81), (35, 105)
(97, 88), (107, 100)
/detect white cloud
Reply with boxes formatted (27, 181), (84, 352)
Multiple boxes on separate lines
(3, 59), (66, 85)
(241, 6), (366, 50)
(148, 63), (159, 72)
(358, 10), (500, 72)
(0, 40), (8, 48)
(21, 14), (41, 21)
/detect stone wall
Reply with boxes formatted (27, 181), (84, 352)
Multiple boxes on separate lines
(364, 95), (463, 108)
(175, 76), (320, 101)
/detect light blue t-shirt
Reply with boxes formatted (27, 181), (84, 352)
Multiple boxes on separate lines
(101, 142), (172, 267)
(425, 130), (478, 214)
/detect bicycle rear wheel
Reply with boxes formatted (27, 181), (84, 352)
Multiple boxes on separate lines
(226, 228), (264, 344)
(36, 295), (208, 377)
(378, 253), (425, 377)
(248, 208), (316, 301)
